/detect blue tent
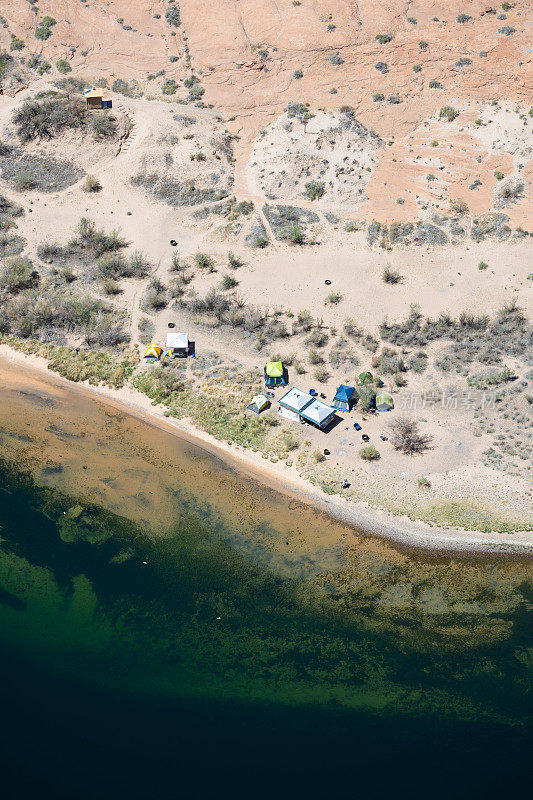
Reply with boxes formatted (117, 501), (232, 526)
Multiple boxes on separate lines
(332, 384), (355, 411)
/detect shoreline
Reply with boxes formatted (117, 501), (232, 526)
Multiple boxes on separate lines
(1, 345), (532, 556)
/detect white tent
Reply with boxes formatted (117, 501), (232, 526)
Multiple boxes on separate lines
(278, 387), (313, 414)
(166, 332), (189, 350)
(247, 394), (269, 414)
(300, 399), (336, 429)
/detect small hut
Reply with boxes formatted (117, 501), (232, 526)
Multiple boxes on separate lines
(84, 88), (103, 110)
(166, 332), (189, 358)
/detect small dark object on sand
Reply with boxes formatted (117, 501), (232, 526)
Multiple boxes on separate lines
(362, 434), (370, 442)
(170, 239), (178, 246)
(380, 434), (388, 441)
(323, 449), (330, 456)
(354, 423), (362, 431)
(325, 279), (331, 285)
(320, 393), (326, 399)
(168, 322), (175, 328)
(341, 479), (350, 489)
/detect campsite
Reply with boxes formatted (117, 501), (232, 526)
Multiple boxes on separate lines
(0, 3), (531, 797)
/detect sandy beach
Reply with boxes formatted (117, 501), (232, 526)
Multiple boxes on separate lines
(2, 344), (531, 555)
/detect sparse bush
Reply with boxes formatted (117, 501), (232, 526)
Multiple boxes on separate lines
(308, 349), (323, 365)
(372, 92), (385, 102)
(382, 265), (403, 284)
(393, 372), (407, 387)
(0, 257), (39, 293)
(281, 223), (305, 244)
(439, 105), (459, 122)
(72, 217), (128, 258)
(83, 174), (102, 192)
(306, 329), (328, 348)
(314, 366), (330, 382)
(360, 445), (380, 461)
(56, 60), (72, 75)
(35, 27), (52, 41)
(313, 450), (325, 463)
(221, 274), (238, 290)
(494, 170), (505, 180)
(13, 95), (87, 142)
(227, 251), (243, 269)
(90, 112), (117, 140)
(10, 37), (25, 52)
(409, 350), (428, 373)
(389, 416), (432, 455)
(457, 14), (472, 23)
(418, 476), (431, 488)
(375, 34), (393, 44)
(102, 278), (122, 295)
(112, 79), (142, 98)
(305, 180), (325, 201)
(195, 252), (214, 271)
(162, 79), (177, 95)
(326, 292), (342, 305)
(0, 232), (25, 257)
(478, 261), (488, 270)
(413, 64), (422, 72)
(429, 80), (442, 89)
(144, 278), (168, 310)
(296, 309), (314, 332)
(449, 198), (468, 214)
(293, 69), (303, 80)
(165, 3), (181, 27)
(418, 40), (428, 50)
(455, 57), (472, 67)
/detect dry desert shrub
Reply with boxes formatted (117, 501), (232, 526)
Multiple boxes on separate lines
(388, 416), (432, 455)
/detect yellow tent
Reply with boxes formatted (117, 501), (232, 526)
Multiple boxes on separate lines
(264, 361), (287, 387)
(143, 345), (163, 362)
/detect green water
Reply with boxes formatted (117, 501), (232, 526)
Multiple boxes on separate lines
(0, 458), (531, 798)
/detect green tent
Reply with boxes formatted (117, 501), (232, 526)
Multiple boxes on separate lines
(264, 361), (287, 387)
(359, 371), (373, 385)
(376, 392), (393, 412)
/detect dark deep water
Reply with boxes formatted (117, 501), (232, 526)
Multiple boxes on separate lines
(0, 363), (531, 798)
(0, 463), (531, 799)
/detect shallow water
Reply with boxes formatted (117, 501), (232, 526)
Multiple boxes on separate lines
(0, 360), (531, 797)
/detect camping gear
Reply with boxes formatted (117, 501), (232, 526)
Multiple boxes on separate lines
(380, 434), (388, 441)
(320, 393), (326, 399)
(143, 345), (162, 363)
(332, 384), (355, 412)
(376, 392), (394, 412)
(166, 332), (189, 358)
(168, 322), (175, 328)
(341, 480), (350, 489)
(265, 361), (287, 387)
(247, 395), (269, 414)
(309, 389), (317, 396)
(359, 372), (373, 385)
(362, 434), (370, 442)
(170, 240), (177, 246)
(324, 449), (330, 456)
(354, 423), (362, 431)
(325, 280), (331, 285)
